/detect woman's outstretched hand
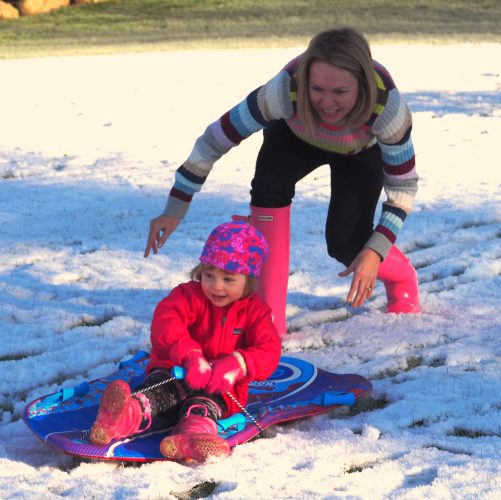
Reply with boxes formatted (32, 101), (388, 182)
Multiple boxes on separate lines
(338, 247), (381, 308)
(144, 214), (180, 257)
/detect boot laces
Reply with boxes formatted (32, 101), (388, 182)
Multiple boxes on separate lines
(134, 392), (152, 431)
(184, 404), (209, 418)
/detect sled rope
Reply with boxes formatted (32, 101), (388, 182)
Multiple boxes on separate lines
(130, 375), (177, 397)
(224, 391), (265, 434)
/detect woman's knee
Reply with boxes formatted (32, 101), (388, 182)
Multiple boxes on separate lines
(250, 177), (295, 207)
(325, 226), (366, 266)
(326, 240), (355, 267)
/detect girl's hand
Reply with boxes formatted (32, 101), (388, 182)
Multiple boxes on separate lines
(338, 247), (380, 308)
(206, 353), (246, 394)
(182, 351), (212, 390)
(144, 214), (180, 257)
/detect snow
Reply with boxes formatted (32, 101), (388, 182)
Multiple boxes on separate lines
(0, 43), (500, 499)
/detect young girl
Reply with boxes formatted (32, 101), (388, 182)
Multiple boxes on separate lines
(89, 221), (281, 462)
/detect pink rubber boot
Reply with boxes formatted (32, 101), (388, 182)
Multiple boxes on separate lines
(159, 405), (230, 462)
(250, 205), (291, 337)
(89, 380), (151, 446)
(377, 246), (421, 314)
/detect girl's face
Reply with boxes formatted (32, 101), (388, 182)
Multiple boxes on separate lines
(308, 60), (359, 125)
(201, 267), (247, 307)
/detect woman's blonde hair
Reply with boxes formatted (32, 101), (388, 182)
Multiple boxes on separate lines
(295, 27), (377, 134)
(190, 263), (258, 298)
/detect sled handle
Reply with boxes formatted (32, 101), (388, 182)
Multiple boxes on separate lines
(35, 382), (90, 410)
(217, 412), (246, 433)
(322, 391), (356, 406)
(171, 366), (185, 380)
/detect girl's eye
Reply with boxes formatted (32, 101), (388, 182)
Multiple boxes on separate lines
(204, 272), (214, 279)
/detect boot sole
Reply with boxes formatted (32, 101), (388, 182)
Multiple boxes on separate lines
(89, 382), (128, 446)
(160, 433), (230, 462)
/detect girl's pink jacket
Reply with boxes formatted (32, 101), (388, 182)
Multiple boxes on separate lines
(147, 281), (281, 415)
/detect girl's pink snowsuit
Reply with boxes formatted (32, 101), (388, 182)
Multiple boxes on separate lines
(147, 281), (281, 416)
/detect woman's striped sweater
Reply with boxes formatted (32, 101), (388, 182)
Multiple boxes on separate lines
(165, 57), (418, 259)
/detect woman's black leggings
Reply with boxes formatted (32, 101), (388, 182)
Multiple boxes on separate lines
(250, 120), (384, 267)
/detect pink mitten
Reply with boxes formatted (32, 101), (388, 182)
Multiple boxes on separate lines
(206, 353), (246, 394)
(182, 351), (212, 390)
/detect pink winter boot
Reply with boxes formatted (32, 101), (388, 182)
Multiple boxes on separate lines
(89, 380), (151, 446)
(250, 205), (291, 337)
(159, 405), (230, 462)
(377, 246), (421, 314)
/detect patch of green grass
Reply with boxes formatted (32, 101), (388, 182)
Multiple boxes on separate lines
(349, 393), (390, 415)
(405, 355), (423, 371)
(68, 311), (116, 329)
(171, 481), (219, 500)
(374, 355), (425, 380)
(410, 418), (426, 428)
(0, 352), (32, 362)
(0, 0), (499, 59)
(450, 427), (499, 438)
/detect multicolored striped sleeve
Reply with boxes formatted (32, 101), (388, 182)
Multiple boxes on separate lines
(367, 69), (418, 259)
(164, 70), (293, 219)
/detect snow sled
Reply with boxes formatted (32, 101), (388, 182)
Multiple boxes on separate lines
(23, 352), (372, 462)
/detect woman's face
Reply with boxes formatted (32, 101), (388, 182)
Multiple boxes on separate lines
(308, 60), (359, 125)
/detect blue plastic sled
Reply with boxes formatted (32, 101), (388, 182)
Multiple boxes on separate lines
(23, 352), (372, 462)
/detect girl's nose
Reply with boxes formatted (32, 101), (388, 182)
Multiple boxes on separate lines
(212, 278), (223, 290)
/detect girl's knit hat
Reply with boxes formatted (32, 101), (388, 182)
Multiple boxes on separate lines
(200, 221), (268, 277)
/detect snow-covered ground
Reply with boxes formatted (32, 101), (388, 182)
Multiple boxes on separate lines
(0, 43), (500, 499)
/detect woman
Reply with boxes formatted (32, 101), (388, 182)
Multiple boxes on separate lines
(144, 27), (421, 337)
